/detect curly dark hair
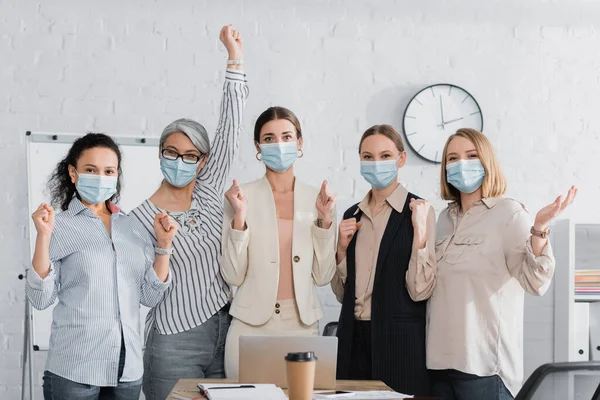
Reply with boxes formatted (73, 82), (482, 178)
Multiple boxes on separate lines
(48, 133), (123, 211)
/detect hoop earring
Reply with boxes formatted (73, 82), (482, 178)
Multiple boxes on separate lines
(256, 152), (262, 161)
(298, 149), (304, 158)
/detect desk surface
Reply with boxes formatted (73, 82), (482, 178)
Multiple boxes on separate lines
(169, 379), (439, 399)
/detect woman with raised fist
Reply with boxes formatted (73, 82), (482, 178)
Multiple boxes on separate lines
(221, 106), (337, 378)
(129, 25), (249, 400)
(26, 133), (176, 400)
(332, 125), (436, 396)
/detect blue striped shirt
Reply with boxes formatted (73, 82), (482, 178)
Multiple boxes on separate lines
(26, 198), (170, 386)
(130, 69), (248, 336)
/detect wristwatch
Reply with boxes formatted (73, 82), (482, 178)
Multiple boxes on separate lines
(227, 59), (244, 65)
(155, 246), (174, 255)
(530, 226), (550, 239)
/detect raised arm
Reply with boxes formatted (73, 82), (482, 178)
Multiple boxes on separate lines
(311, 181), (337, 286)
(506, 187), (576, 295)
(331, 216), (362, 303)
(221, 180), (250, 286)
(26, 204), (60, 309)
(138, 213), (176, 306)
(405, 200), (437, 302)
(197, 25), (249, 194)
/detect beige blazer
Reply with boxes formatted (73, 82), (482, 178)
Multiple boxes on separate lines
(221, 176), (337, 326)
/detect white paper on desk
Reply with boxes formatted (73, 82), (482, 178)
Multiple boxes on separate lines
(198, 383), (287, 400)
(313, 391), (413, 399)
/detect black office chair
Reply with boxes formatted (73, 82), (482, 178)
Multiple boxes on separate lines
(515, 361), (600, 400)
(323, 321), (338, 336)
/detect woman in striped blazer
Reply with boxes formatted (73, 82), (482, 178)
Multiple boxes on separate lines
(221, 106), (338, 379)
(331, 125), (437, 396)
(26, 133), (176, 400)
(128, 25), (249, 400)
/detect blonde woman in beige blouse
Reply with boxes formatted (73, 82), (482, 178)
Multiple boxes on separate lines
(427, 128), (577, 400)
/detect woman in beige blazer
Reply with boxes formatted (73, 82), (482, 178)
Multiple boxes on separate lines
(221, 106), (337, 379)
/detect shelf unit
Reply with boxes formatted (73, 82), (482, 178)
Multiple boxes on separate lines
(553, 219), (600, 363)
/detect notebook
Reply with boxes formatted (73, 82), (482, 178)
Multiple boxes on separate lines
(197, 383), (287, 400)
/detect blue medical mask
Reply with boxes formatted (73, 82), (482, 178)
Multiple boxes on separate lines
(446, 159), (486, 194)
(75, 172), (118, 205)
(260, 142), (298, 173)
(360, 159), (398, 189)
(160, 157), (199, 188)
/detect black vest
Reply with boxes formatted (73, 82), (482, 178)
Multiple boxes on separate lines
(336, 193), (430, 395)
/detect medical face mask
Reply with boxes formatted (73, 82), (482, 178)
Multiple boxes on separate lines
(160, 157), (199, 187)
(259, 142), (298, 173)
(75, 172), (118, 205)
(445, 159), (486, 194)
(360, 159), (399, 189)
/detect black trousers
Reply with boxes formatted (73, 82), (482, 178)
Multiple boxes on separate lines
(347, 320), (372, 380)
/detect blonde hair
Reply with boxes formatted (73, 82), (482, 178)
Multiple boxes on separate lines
(440, 128), (507, 202)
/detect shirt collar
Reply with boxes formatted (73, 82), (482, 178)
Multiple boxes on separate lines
(448, 196), (502, 212)
(354, 184), (409, 216)
(481, 197), (502, 208)
(67, 197), (121, 216)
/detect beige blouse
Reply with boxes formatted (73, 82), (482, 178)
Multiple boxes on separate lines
(277, 218), (295, 300)
(426, 197), (555, 397)
(331, 184), (437, 320)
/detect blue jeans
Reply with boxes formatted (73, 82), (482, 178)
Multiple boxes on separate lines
(42, 372), (142, 400)
(430, 369), (514, 400)
(143, 306), (231, 400)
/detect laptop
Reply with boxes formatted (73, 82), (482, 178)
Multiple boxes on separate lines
(239, 335), (338, 389)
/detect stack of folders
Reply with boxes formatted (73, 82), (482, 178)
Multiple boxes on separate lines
(575, 270), (600, 297)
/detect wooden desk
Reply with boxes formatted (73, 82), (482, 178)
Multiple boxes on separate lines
(168, 379), (439, 399)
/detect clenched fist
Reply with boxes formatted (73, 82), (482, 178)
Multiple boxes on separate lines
(219, 24), (243, 60)
(337, 218), (362, 255)
(154, 213), (178, 248)
(32, 203), (55, 237)
(225, 179), (247, 230)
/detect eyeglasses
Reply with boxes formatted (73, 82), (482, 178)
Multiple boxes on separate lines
(161, 149), (203, 164)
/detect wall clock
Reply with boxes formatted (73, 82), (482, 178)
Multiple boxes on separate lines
(402, 84), (483, 164)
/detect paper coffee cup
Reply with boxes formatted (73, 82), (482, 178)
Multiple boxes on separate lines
(285, 351), (318, 400)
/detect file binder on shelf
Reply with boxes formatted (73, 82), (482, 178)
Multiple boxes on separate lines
(590, 302), (600, 361)
(574, 302), (590, 361)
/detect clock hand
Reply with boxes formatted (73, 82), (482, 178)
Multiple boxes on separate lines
(437, 117), (464, 128)
(444, 117), (464, 124)
(439, 96), (445, 126)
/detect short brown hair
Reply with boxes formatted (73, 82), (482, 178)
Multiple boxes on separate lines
(440, 128), (507, 202)
(358, 124), (405, 153)
(254, 106), (302, 142)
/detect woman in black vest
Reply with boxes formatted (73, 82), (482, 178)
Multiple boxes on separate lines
(331, 125), (437, 395)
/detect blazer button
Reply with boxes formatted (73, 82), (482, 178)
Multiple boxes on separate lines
(275, 309), (281, 314)
(293, 256), (300, 263)
(275, 303), (280, 309)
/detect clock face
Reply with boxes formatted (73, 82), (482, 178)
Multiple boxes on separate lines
(403, 84), (483, 164)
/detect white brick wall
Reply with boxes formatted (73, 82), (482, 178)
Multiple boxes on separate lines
(1, 0), (599, 397)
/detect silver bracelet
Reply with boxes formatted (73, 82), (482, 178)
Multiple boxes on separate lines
(227, 59), (244, 65)
(155, 247), (173, 255)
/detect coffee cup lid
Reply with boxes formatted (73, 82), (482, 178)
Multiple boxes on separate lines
(284, 351), (318, 362)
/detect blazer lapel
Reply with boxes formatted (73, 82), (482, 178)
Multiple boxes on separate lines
(373, 208), (407, 286)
